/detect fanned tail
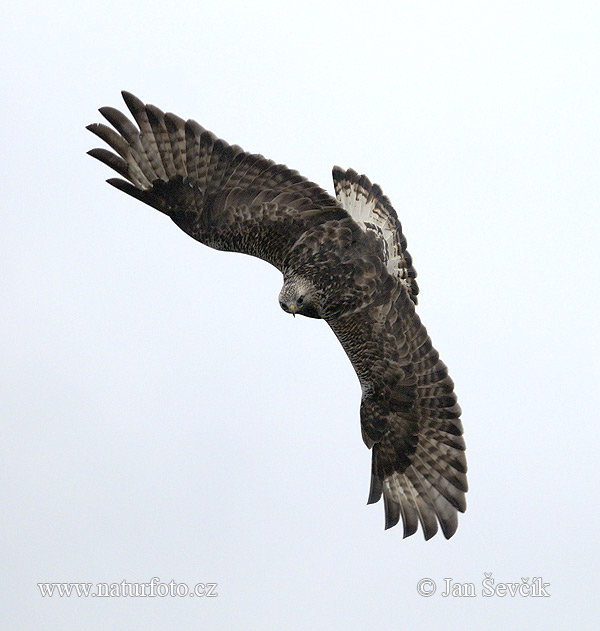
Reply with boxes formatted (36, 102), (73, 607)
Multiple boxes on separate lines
(332, 167), (419, 303)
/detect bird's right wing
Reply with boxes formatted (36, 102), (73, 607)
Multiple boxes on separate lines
(87, 91), (346, 271)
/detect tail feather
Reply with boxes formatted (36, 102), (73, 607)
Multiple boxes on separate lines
(332, 166), (419, 303)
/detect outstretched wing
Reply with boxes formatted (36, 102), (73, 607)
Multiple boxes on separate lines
(327, 279), (466, 540)
(333, 167), (419, 303)
(88, 92), (466, 539)
(87, 91), (346, 270)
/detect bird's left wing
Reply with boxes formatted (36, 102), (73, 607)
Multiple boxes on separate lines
(326, 279), (467, 540)
(87, 91), (346, 270)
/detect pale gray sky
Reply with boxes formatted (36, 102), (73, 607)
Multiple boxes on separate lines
(2, 1), (599, 629)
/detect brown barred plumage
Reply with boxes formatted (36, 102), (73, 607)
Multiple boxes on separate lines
(88, 91), (467, 539)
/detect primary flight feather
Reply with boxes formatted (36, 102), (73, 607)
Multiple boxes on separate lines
(88, 91), (467, 540)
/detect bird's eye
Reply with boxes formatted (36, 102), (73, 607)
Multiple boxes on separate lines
(297, 296), (304, 305)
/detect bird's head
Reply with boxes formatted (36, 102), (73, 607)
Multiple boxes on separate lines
(279, 276), (322, 319)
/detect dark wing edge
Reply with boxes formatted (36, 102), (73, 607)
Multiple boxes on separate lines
(87, 91), (344, 270)
(329, 285), (466, 540)
(332, 167), (419, 304)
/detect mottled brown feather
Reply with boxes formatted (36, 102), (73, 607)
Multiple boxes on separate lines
(88, 92), (467, 540)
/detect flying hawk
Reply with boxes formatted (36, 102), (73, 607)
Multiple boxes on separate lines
(87, 92), (467, 539)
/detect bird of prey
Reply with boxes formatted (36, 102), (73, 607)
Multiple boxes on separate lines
(87, 92), (467, 540)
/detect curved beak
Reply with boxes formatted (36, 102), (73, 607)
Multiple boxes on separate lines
(289, 304), (297, 318)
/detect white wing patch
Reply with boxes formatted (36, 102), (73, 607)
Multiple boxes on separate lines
(333, 167), (419, 303)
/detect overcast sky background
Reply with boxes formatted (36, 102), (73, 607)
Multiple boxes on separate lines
(1, 1), (599, 629)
